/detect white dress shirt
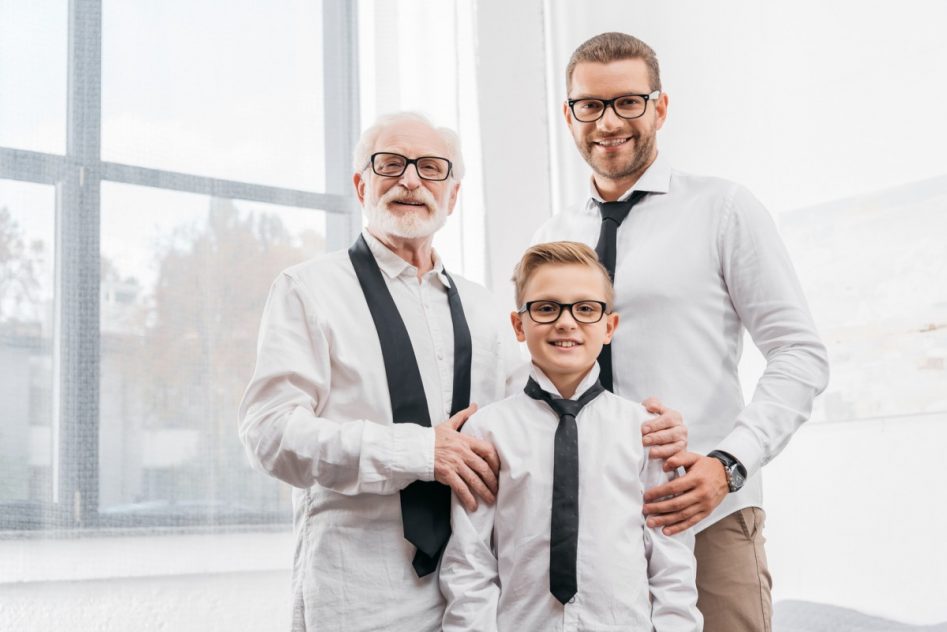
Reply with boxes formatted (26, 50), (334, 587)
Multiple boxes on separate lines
(239, 230), (525, 632)
(440, 363), (702, 632)
(532, 154), (830, 530)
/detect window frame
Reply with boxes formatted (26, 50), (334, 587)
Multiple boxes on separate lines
(0, 0), (361, 532)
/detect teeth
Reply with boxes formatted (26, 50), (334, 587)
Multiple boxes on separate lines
(552, 341), (578, 348)
(596, 138), (628, 147)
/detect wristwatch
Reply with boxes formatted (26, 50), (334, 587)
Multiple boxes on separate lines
(707, 450), (747, 493)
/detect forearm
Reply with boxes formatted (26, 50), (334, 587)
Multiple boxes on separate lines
(717, 340), (829, 476)
(239, 397), (434, 493)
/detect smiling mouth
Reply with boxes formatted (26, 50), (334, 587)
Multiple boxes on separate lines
(550, 340), (581, 348)
(594, 137), (631, 148)
(392, 200), (426, 207)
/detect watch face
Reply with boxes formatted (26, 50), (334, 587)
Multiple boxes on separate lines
(729, 465), (746, 491)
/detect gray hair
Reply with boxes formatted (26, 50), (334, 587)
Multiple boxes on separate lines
(352, 112), (465, 180)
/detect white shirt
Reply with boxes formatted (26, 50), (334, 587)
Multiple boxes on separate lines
(532, 154), (830, 530)
(440, 364), (702, 632)
(238, 230), (525, 632)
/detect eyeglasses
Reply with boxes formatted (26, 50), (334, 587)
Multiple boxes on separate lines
(518, 300), (608, 324)
(367, 152), (453, 181)
(567, 90), (661, 123)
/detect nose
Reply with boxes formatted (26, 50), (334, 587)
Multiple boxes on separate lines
(597, 103), (624, 131)
(398, 163), (422, 190)
(554, 307), (579, 329)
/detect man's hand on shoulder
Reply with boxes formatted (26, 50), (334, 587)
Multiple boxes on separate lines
(640, 397), (687, 459)
(642, 451), (728, 535)
(434, 403), (500, 512)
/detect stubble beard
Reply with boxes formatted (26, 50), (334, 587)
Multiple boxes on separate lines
(582, 127), (657, 183)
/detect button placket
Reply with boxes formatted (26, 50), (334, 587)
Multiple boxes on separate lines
(420, 273), (453, 412)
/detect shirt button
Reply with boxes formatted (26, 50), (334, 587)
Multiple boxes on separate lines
(568, 597), (576, 604)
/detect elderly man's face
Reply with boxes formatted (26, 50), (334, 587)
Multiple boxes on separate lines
(354, 119), (460, 240)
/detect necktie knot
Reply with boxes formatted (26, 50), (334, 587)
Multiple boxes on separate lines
(597, 199), (636, 225)
(551, 399), (581, 419)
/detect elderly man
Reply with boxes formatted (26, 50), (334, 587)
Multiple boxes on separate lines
(534, 33), (830, 631)
(239, 112), (685, 631)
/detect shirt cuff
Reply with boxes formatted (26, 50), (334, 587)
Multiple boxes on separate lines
(385, 423), (436, 482)
(715, 426), (764, 478)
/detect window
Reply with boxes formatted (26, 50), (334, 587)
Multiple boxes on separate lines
(0, 0), (360, 532)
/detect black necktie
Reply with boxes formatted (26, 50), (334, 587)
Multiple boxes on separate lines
(348, 235), (472, 577)
(524, 376), (605, 605)
(593, 190), (647, 391)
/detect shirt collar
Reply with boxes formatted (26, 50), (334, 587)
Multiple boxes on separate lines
(585, 152), (672, 211)
(528, 362), (601, 401)
(361, 229), (451, 287)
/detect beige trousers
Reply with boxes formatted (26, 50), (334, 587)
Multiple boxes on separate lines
(694, 507), (773, 632)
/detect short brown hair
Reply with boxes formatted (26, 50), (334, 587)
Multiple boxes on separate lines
(512, 241), (614, 309)
(565, 32), (661, 94)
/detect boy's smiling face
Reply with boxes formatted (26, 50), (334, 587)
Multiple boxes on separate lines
(511, 262), (619, 396)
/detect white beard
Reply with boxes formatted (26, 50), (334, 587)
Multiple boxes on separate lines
(363, 186), (449, 239)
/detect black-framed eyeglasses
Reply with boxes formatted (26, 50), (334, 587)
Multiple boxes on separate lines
(567, 90), (661, 123)
(366, 152), (453, 181)
(518, 300), (609, 324)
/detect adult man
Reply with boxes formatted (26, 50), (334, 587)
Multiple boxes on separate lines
(533, 33), (830, 631)
(239, 112), (523, 631)
(239, 111), (687, 631)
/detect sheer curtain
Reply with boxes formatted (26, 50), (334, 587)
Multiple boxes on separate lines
(1, 1), (358, 629)
(542, 0), (947, 624)
(358, 0), (486, 284)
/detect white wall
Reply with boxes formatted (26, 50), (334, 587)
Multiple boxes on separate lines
(543, 0), (947, 216)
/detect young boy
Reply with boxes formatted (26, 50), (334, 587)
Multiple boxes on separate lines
(439, 241), (702, 631)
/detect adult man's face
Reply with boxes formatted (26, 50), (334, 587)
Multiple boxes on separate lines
(564, 58), (668, 188)
(354, 119), (460, 240)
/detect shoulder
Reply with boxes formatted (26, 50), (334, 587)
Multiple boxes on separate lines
(532, 199), (594, 243)
(449, 272), (514, 334)
(598, 391), (652, 426)
(667, 168), (751, 205)
(666, 169), (773, 237)
(462, 392), (529, 436)
(448, 271), (494, 303)
(264, 249), (361, 316)
(274, 249), (359, 298)
(282, 249), (353, 286)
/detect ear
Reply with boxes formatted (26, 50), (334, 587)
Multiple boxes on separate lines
(562, 100), (574, 132)
(446, 181), (461, 215)
(603, 311), (620, 344)
(510, 310), (527, 342)
(654, 91), (669, 131)
(353, 171), (367, 205)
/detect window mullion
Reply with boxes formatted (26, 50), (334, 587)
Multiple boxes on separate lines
(55, 0), (103, 528)
(323, 0), (361, 251)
